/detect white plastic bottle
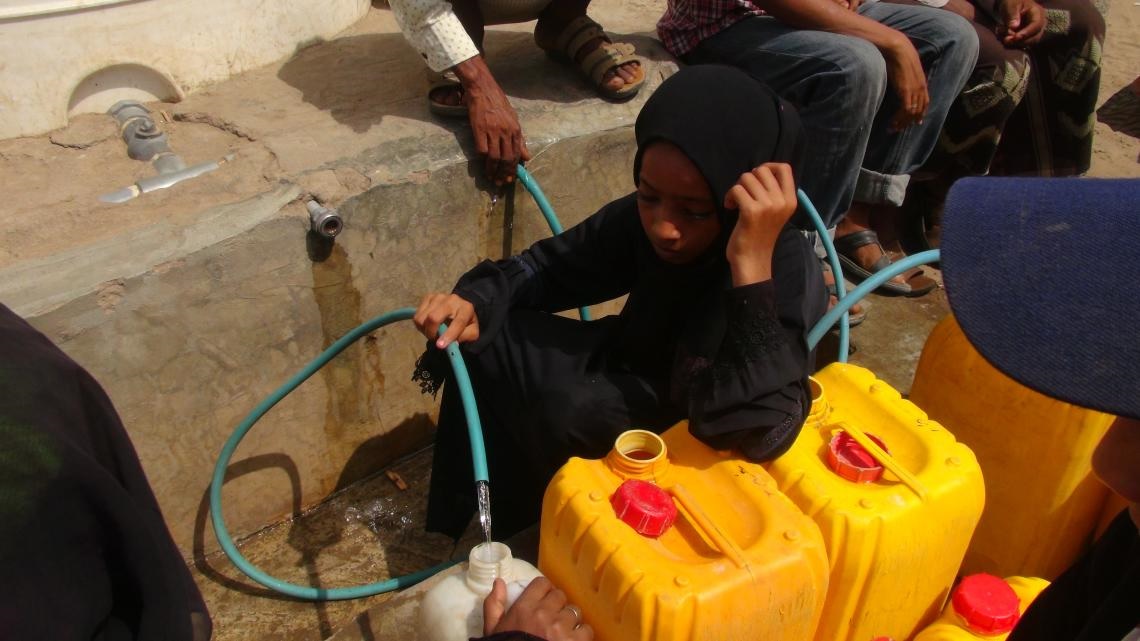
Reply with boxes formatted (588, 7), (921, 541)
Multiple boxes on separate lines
(419, 542), (544, 641)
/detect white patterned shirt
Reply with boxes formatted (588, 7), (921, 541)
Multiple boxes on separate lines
(389, 0), (482, 72)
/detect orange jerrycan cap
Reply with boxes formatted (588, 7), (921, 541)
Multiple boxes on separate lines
(827, 431), (888, 483)
(610, 479), (677, 537)
(951, 574), (1021, 635)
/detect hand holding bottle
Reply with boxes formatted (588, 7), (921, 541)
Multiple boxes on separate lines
(483, 577), (594, 640)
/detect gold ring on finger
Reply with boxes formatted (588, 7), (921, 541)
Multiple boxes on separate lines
(563, 604), (582, 627)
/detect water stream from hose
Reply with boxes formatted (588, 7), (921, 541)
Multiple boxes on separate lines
(476, 480), (492, 545)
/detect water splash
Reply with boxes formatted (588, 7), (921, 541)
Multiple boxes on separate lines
(344, 496), (416, 535)
(476, 480), (492, 544)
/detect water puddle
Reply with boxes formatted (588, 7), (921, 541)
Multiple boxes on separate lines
(344, 495), (417, 537)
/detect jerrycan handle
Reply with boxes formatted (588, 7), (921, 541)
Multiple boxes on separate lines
(668, 483), (747, 568)
(832, 423), (929, 501)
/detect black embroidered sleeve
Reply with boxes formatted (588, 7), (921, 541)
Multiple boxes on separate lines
(714, 280), (784, 378)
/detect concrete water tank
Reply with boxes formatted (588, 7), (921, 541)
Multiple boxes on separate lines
(0, 0), (370, 140)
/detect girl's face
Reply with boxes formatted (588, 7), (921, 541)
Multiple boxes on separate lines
(637, 142), (722, 265)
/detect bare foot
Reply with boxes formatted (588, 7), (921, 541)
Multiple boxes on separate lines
(823, 267), (866, 319)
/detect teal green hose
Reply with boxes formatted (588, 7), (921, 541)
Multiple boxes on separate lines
(797, 189), (851, 362)
(516, 165), (593, 321)
(209, 308), (485, 600)
(515, 165), (564, 235)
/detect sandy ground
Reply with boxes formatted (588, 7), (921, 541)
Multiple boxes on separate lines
(1088, 0), (1140, 176)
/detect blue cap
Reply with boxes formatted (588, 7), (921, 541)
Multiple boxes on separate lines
(941, 177), (1140, 420)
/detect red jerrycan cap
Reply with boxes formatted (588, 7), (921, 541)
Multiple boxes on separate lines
(610, 479), (677, 537)
(952, 574), (1021, 635)
(827, 431), (888, 483)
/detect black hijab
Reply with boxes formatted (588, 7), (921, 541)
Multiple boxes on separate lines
(633, 65), (804, 223)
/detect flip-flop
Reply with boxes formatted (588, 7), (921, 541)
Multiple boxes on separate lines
(537, 15), (645, 101)
(426, 69), (468, 118)
(834, 229), (937, 297)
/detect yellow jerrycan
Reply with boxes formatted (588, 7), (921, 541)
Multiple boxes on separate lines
(913, 574), (1050, 640)
(539, 427), (830, 641)
(764, 363), (985, 641)
(910, 314), (1115, 579)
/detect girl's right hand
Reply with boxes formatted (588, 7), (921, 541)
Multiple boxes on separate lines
(413, 293), (480, 349)
(724, 163), (797, 286)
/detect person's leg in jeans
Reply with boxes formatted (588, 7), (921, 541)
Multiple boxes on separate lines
(838, 2), (978, 277)
(858, 1), (978, 188)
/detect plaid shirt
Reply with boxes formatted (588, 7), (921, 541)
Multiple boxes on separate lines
(657, 0), (766, 58)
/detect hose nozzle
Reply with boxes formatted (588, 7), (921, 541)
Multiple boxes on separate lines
(306, 201), (343, 239)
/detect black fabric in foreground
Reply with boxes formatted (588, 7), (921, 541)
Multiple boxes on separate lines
(0, 304), (210, 641)
(1008, 509), (1140, 641)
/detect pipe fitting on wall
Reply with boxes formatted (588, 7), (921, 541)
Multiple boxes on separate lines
(108, 100), (176, 163)
(307, 200), (343, 239)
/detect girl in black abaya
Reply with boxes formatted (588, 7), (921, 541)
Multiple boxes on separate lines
(412, 65), (828, 540)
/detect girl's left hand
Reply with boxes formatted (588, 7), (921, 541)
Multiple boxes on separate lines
(724, 163), (797, 285)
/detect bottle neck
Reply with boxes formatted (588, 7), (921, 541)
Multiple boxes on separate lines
(806, 377), (829, 424)
(606, 430), (669, 479)
(466, 542), (513, 593)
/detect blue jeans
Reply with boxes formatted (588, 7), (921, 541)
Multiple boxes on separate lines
(685, 1), (979, 228)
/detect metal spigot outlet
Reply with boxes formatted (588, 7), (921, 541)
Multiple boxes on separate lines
(306, 201), (343, 239)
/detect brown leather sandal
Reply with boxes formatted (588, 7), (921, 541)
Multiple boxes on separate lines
(537, 15), (644, 101)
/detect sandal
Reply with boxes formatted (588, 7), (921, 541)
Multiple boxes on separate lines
(426, 69), (468, 118)
(537, 15), (644, 101)
(834, 229), (937, 297)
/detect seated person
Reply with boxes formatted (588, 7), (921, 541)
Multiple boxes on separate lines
(410, 65), (827, 540)
(0, 304), (212, 640)
(389, 0), (645, 186)
(658, 0), (979, 297)
(939, 177), (1139, 641)
(889, 0), (1106, 249)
